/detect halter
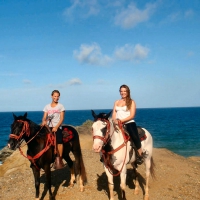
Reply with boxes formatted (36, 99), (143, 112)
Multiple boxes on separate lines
(9, 119), (54, 171)
(93, 118), (111, 144)
(93, 118), (130, 176)
(9, 120), (30, 141)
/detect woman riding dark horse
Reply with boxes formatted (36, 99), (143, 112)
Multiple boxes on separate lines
(8, 112), (87, 200)
(42, 89), (65, 169)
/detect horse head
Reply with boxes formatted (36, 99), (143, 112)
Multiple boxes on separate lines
(8, 112), (31, 150)
(91, 110), (112, 153)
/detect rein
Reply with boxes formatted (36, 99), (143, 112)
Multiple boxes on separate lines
(9, 120), (54, 170)
(93, 118), (130, 176)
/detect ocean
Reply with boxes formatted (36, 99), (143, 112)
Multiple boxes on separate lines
(0, 107), (200, 158)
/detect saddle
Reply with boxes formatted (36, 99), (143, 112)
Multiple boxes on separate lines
(137, 126), (147, 141)
(45, 125), (74, 144)
(123, 125), (147, 142)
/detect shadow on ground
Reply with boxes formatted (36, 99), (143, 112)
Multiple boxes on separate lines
(39, 165), (71, 200)
(96, 168), (146, 200)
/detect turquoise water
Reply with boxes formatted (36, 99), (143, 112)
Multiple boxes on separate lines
(0, 107), (200, 157)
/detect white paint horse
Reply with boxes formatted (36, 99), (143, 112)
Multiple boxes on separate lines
(92, 110), (155, 200)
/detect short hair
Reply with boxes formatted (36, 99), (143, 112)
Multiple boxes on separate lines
(51, 90), (60, 96)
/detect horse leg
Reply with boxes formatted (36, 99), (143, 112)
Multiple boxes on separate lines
(70, 162), (76, 187)
(63, 154), (76, 188)
(69, 161), (76, 188)
(73, 151), (86, 192)
(31, 166), (40, 200)
(143, 158), (151, 200)
(104, 167), (114, 200)
(133, 167), (139, 195)
(79, 155), (87, 192)
(120, 168), (127, 199)
(43, 164), (53, 200)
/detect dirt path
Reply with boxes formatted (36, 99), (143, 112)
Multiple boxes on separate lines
(0, 133), (200, 200)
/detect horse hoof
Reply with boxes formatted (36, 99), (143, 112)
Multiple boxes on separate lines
(49, 196), (55, 200)
(134, 189), (139, 195)
(80, 187), (84, 192)
(69, 183), (74, 188)
(144, 194), (149, 200)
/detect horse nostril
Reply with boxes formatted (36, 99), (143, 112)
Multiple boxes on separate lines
(8, 141), (14, 149)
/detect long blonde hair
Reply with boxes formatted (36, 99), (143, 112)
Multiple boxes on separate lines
(119, 84), (132, 110)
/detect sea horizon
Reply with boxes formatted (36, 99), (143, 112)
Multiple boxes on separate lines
(1, 105), (200, 113)
(0, 107), (200, 158)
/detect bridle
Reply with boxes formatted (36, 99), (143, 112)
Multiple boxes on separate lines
(93, 118), (130, 176)
(93, 118), (111, 144)
(9, 119), (54, 170)
(9, 120), (30, 141)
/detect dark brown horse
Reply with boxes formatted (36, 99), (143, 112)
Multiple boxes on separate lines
(8, 112), (87, 200)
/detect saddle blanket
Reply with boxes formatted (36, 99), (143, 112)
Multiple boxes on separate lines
(62, 126), (74, 143)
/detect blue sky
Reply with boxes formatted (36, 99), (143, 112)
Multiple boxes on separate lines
(0, 0), (200, 111)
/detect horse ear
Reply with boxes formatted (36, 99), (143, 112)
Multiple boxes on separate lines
(13, 113), (17, 120)
(106, 111), (112, 119)
(91, 110), (97, 119)
(24, 112), (27, 118)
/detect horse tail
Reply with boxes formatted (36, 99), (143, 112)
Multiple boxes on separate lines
(79, 152), (87, 183)
(150, 157), (156, 180)
(68, 125), (87, 184)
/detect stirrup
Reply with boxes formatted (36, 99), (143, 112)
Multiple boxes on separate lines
(53, 157), (65, 170)
(135, 156), (144, 165)
(135, 151), (148, 165)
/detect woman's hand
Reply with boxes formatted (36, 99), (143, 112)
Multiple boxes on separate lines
(52, 127), (58, 132)
(113, 118), (121, 125)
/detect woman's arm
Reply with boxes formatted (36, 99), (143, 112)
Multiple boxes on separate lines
(112, 100), (118, 120)
(42, 112), (48, 126)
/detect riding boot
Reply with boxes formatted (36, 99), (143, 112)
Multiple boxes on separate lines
(135, 154), (144, 165)
(135, 151), (148, 165)
(53, 156), (65, 170)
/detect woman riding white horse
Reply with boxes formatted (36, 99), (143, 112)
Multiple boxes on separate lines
(92, 110), (155, 200)
(112, 84), (145, 165)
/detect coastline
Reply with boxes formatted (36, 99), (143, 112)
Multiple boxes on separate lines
(0, 123), (200, 200)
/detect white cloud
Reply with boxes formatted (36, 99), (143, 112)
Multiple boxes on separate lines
(167, 12), (181, 22)
(185, 9), (194, 18)
(47, 78), (82, 88)
(114, 2), (157, 29)
(163, 9), (194, 24)
(63, 0), (100, 20)
(73, 43), (113, 66)
(23, 79), (32, 84)
(96, 79), (107, 85)
(187, 51), (194, 57)
(69, 78), (82, 85)
(0, 72), (20, 76)
(114, 44), (149, 61)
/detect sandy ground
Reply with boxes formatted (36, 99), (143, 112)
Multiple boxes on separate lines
(0, 130), (200, 200)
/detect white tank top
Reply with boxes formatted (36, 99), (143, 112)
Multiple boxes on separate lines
(115, 106), (134, 124)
